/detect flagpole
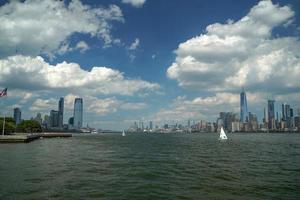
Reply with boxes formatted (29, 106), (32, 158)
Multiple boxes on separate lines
(1, 88), (8, 135)
(2, 114), (5, 135)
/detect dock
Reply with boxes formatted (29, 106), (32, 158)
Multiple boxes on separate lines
(0, 134), (41, 143)
(0, 133), (72, 143)
(40, 133), (72, 138)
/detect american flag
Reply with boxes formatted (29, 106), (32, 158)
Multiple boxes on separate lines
(0, 88), (7, 97)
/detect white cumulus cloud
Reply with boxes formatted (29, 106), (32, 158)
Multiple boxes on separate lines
(122, 0), (146, 8)
(167, 0), (300, 95)
(0, 0), (124, 58)
(0, 55), (160, 96)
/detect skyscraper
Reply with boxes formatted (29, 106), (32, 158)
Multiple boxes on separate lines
(13, 107), (21, 125)
(58, 97), (64, 128)
(268, 100), (275, 130)
(240, 88), (248, 123)
(149, 121), (153, 130)
(282, 103), (286, 121)
(50, 110), (59, 128)
(73, 98), (83, 129)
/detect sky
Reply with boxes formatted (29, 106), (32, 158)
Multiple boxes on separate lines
(0, 0), (300, 130)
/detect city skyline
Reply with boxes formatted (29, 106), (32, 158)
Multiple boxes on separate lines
(8, 87), (300, 132)
(0, 0), (300, 129)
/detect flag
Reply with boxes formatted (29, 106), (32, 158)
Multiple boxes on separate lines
(0, 88), (7, 97)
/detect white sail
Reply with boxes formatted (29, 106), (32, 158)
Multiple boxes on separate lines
(122, 130), (126, 136)
(219, 127), (227, 140)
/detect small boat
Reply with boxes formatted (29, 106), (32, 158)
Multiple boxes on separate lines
(219, 126), (228, 140)
(122, 130), (126, 136)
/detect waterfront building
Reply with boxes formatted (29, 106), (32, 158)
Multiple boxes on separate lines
(43, 115), (50, 129)
(50, 110), (59, 128)
(294, 116), (300, 129)
(263, 107), (267, 123)
(268, 100), (275, 130)
(13, 107), (21, 125)
(73, 98), (83, 129)
(282, 103), (286, 121)
(35, 113), (42, 125)
(219, 112), (238, 132)
(282, 104), (294, 129)
(240, 88), (249, 123)
(134, 121), (138, 131)
(149, 121), (153, 130)
(248, 112), (258, 131)
(58, 97), (64, 129)
(68, 117), (74, 129)
(231, 121), (240, 132)
(187, 119), (191, 128)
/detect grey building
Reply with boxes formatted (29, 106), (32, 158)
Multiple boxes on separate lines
(240, 88), (249, 123)
(50, 110), (59, 128)
(268, 100), (275, 130)
(58, 97), (64, 129)
(13, 107), (21, 125)
(73, 98), (83, 129)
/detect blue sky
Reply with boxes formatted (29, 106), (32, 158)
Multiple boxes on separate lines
(0, 0), (300, 130)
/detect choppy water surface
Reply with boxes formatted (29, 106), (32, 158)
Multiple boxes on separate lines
(0, 133), (299, 200)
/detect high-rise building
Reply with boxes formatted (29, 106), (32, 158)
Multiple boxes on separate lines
(35, 113), (42, 125)
(268, 100), (275, 130)
(43, 114), (50, 129)
(240, 88), (249, 123)
(50, 110), (59, 128)
(58, 97), (64, 128)
(149, 121), (153, 130)
(294, 116), (300, 128)
(13, 107), (21, 125)
(282, 103), (286, 121)
(73, 98), (83, 129)
(68, 117), (74, 129)
(219, 112), (238, 132)
(187, 119), (191, 128)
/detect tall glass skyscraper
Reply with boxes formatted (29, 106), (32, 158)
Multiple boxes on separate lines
(58, 97), (64, 128)
(268, 100), (275, 129)
(13, 107), (21, 125)
(240, 88), (248, 123)
(73, 98), (83, 129)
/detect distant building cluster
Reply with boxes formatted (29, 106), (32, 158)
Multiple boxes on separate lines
(129, 88), (300, 133)
(13, 97), (86, 132)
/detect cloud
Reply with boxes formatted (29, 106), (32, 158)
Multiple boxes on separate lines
(167, 0), (300, 95)
(29, 93), (148, 116)
(0, 55), (160, 96)
(75, 41), (89, 53)
(151, 92), (268, 123)
(127, 38), (140, 61)
(30, 98), (57, 112)
(85, 97), (121, 115)
(120, 102), (147, 110)
(0, 0), (124, 58)
(128, 38), (140, 50)
(122, 0), (146, 8)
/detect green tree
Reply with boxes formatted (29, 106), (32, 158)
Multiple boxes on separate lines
(16, 120), (42, 133)
(0, 117), (16, 135)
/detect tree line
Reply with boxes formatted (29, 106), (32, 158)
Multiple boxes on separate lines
(0, 117), (42, 135)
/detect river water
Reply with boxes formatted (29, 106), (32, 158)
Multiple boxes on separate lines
(0, 133), (299, 200)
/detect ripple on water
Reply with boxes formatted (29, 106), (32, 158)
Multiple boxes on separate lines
(0, 133), (300, 200)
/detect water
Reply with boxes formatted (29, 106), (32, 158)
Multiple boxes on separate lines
(0, 133), (299, 200)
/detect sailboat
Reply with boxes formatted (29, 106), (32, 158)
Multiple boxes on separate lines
(122, 130), (126, 136)
(219, 126), (228, 141)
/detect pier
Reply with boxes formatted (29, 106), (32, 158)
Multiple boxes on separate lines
(0, 133), (72, 143)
